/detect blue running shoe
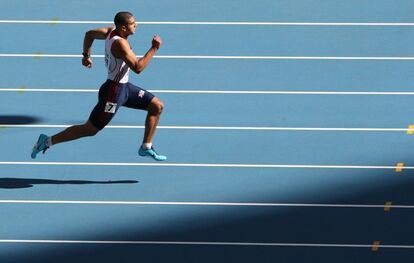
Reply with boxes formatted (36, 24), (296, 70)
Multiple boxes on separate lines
(139, 147), (167, 161)
(31, 134), (49, 159)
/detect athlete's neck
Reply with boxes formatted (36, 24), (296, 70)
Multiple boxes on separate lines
(114, 28), (129, 39)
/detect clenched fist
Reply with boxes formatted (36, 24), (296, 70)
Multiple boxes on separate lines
(82, 57), (93, 68)
(152, 35), (162, 50)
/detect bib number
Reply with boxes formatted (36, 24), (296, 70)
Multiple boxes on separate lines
(105, 102), (117, 113)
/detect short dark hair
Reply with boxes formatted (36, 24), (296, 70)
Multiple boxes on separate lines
(114, 11), (134, 27)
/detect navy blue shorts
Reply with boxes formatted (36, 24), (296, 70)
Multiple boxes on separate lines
(89, 79), (155, 130)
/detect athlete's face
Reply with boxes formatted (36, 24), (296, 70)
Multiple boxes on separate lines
(125, 17), (137, 35)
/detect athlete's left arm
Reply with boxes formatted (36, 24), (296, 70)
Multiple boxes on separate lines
(113, 35), (162, 74)
(82, 27), (114, 68)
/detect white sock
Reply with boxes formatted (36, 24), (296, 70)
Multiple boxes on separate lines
(142, 143), (152, 150)
(45, 137), (52, 147)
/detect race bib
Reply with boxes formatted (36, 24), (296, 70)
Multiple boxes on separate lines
(104, 102), (117, 113)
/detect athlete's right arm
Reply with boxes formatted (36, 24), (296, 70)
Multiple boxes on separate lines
(82, 27), (114, 68)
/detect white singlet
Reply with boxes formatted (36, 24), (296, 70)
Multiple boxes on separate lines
(105, 30), (130, 83)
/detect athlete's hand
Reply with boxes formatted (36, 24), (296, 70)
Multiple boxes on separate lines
(152, 35), (162, 50)
(82, 57), (93, 68)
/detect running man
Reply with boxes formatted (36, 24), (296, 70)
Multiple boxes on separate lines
(31, 11), (167, 161)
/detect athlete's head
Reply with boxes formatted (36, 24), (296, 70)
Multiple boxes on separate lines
(114, 11), (137, 36)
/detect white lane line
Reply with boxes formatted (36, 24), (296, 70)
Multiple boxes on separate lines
(2, 88), (414, 95)
(0, 88), (98, 93)
(1, 54), (414, 60)
(0, 239), (412, 249)
(0, 124), (408, 132)
(0, 161), (411, 170)
(1, 20), (414, 26)
(0, 200), (412, 209)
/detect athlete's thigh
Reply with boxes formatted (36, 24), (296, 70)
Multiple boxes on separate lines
(123, 82), (155, 110)
(89, 80), (123, 130)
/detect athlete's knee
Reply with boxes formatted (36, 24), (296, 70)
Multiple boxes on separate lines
(84, 121), (100, 136)
(86, 128), (99, 137)
(157, 100), (164, 114)
(148, 98), (164, 115)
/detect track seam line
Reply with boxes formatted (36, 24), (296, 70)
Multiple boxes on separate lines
(0, 239), (413, 248)
(2, 54), (414, 60)
(0, 161), (412, 169)
(0, 124), (409, 132)
(0, 200), (412, 209)
(3, 88), (414, 95)
(1, 20), (414, 26)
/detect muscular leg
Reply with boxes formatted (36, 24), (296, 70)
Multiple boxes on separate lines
(142, 97), (164, 144)
(51, 120), (99, 145)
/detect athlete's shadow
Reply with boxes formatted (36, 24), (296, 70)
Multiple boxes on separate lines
(0, 178), (138, 189)
(0, 115), (43, 125)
